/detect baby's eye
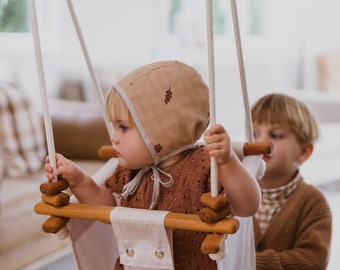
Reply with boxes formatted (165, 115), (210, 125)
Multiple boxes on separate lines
(119, 124), (129, 132)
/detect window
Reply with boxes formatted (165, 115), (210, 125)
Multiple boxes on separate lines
(169, 0), (264, 37)
(155, 0), (265, 61)
(249, 0), (263, 35)
(0, 0), (30, 33)
(0, 0), (62, 53)
(169, 0), (227, 35)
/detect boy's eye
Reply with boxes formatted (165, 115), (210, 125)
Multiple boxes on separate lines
(270, 132), (283, 139)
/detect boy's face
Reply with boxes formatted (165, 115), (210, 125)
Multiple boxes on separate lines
(253, 122), (304, 187)
(110, 101), (153, 169)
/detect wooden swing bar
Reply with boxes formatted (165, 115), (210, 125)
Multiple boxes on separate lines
(34, 201), (239, 234)
(97, 142), (273, 160)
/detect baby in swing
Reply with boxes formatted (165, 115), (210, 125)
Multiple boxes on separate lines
(45, 60), (261, 269)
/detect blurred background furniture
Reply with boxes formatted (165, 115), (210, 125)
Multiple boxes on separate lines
(317, 52), (340, 94)
(0, 82), (110, 270)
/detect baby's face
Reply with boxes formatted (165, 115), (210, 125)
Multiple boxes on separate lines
(110, 101), (153, 169)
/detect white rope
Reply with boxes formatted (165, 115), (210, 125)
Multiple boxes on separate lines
(28, 0), (57, 181)
(65, 0), (114, 137)
(206, 0), (218, 198)
(230, 0), (254, 143)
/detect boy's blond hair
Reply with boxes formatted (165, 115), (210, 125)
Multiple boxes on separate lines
(251, 93), (319, 145)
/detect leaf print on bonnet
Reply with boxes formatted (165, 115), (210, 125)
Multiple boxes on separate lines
(164, 86), (173, 105)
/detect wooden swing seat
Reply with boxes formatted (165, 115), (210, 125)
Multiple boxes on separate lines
(34, 141), (271, 254)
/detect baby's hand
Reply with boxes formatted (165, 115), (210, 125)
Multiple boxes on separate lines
(45, 153), (85, 188)
(204, 124), (233, 165)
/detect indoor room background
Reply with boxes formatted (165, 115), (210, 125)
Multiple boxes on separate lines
(1, 1), (339, 269)
(1, 0), (340, 133)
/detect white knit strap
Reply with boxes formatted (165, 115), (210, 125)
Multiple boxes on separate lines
(110, 207), (174, 270)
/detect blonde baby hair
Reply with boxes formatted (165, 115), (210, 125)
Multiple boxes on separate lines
(105, 88), (133, 125)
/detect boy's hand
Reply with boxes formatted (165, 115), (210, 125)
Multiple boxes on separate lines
(204, 124), (233, 165)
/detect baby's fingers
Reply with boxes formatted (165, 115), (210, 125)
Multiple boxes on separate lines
(45, 171), (55, 182)
(44, 162), (59, 182)
(207, 124), (226, 135)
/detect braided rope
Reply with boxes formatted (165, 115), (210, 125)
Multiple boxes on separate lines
(230, 0), (254, 143)
(65, 0), (114, 137)
(206, 0), (218, 197)
(28, 0), (57, 181)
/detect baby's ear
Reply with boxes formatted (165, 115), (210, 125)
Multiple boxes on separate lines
(297, 143), (314, 164)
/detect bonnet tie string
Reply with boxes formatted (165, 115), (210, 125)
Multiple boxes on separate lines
(149, 166), (174, 209)
(113, 166), (174, 210)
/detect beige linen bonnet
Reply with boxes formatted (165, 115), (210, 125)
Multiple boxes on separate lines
(113, 60), (209, 164)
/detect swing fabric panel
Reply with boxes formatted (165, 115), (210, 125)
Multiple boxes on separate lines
(70, 219), (118, 270)
(111, 208), (174, 269)
(69, 212), (255, 270)
(29, 0), (257, 269)
(68, 158), (119, 270)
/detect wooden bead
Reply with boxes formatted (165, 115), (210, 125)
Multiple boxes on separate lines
(41, 192), (70, 207)
(199, 206), (231, 223)
(42, 216), (70, 234)
(40, 179), (69, 195)
(200, 192), (229, 211)
(200, 233), (226, 254)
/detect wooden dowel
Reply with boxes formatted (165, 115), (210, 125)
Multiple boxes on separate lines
(42, 216), (70, 234)
(98, 142), (272, 160)
(98, 145), (117, 159)
(199, 206), (231, 224)
(34, 201), (239, 234)
(200, 192), (229, 211)
(243, 142), (273, 156)
(40, 179), (69, 195)
(200, 233), (226, 254)
(41, 192), (70, 207)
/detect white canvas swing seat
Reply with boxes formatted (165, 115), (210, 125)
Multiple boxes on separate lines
(30, 0), (270, 269)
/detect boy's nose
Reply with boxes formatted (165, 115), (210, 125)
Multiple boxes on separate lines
(254, 134), (268, 142)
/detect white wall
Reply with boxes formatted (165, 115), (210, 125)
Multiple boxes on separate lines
(1, 0), (340, 115)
